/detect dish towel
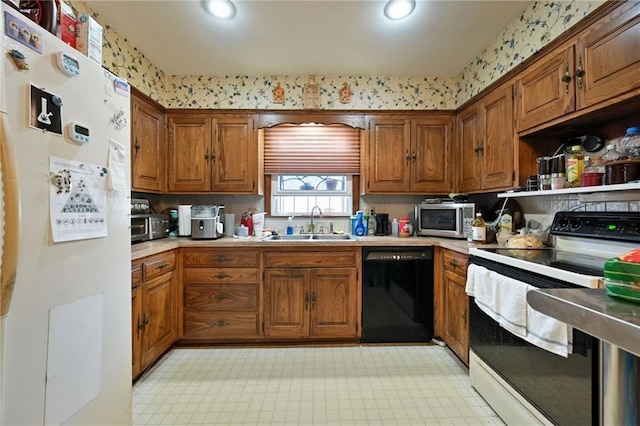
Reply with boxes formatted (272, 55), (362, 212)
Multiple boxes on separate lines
(466, 264), (573, 358)
(525, 286), (573, 358)
(465, 264), (528, 337)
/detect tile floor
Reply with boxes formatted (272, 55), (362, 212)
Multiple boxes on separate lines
(133, 345), (504, 425)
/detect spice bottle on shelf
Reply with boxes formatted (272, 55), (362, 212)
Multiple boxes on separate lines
(471, 212), (487, 244)
(602, 144), (624, 185)
(566, 145), (585, 188)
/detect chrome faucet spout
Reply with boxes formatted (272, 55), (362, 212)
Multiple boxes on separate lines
(309, 205), (323, 233)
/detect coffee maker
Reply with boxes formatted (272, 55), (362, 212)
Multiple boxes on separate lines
(374, 213), (390, 236)
(190, 205), (225, 239)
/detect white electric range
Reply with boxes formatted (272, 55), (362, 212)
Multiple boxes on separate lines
(467, 211), (640, 426)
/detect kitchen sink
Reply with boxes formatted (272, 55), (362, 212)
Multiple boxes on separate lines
(311, 234), (358, 240)
(261, 234), (358, 242)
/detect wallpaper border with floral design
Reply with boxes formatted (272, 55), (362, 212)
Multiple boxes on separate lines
(78, 0), (604, 110)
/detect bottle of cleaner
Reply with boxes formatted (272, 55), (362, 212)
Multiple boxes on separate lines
(391, 218), (399, 237)
(354, 211), (365, 236)
(286, 216), (294, 235)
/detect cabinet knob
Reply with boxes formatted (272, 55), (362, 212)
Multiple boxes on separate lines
(134, 141), (140, 155)
(461, 309), (467, 320)
(405, 150), (411, 162)
(411, 152), (417, 162)
(311, 291), (316, 309)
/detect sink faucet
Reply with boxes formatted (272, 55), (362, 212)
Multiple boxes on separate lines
(308, 205), (323, 233)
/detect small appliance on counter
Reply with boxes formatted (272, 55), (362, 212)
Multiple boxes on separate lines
(415, 201), (475, 239)
(374, 213), (390, 236)
(131, 198), (169, 243)
(191, 205), (225, 239)
(178, 204), (192, 236)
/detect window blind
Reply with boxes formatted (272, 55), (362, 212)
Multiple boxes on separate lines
(264, 124), (360, 174)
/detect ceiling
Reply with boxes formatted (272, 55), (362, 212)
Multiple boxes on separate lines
(87, 0), (531, 77)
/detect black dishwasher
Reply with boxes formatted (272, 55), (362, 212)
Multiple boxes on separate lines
(361, 247), (434, 343)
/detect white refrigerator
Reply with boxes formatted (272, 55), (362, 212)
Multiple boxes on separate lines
(0, 5), (132, 425)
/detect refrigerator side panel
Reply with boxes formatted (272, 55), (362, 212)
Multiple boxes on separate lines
(1, 6), (131, 425)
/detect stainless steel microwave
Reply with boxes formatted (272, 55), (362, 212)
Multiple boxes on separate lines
(415, 202), (475, 239)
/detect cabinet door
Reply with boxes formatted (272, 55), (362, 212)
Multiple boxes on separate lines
(131, 94), (164, 192)
(263, 269), (309, 338)
(131, 286), (143, 379)
(444, 270), (469, 365)
(578, 2), (640, 108)
(365, 117), (410, 193)
(167, 114), (212, 192)
(480, 86), (515, 191)
(310, 268), (358, 338)
(457, 105), (481, 193)
(515, 46), (575, 132)
(212, 115), (257, 193)
(411, 116), (453, 194)
(141, 271), (177, 366)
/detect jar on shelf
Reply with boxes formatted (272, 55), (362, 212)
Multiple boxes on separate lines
(581, 156), (604, 187)
(565, 145), (584, 188)
(620, 127), (640, 159)
(602, 144), (625, 185)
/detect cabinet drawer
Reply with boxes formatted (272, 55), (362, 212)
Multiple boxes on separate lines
(183, 250), (259, 267)
(263, 250), (357, 268)
(143, 251), (176, 280)
(184, 311), (260, 339)
(185, 284), (258, 310)
(131, 261), (143, 287)
(184, 268), (259, 284)
(443, 250), (468, 276)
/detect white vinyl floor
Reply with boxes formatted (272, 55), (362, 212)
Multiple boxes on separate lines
(132, 345), (504, 425)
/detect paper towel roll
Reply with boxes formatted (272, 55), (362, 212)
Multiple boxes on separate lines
(225, 213), (235, 237)
(178, 205), (192, 236)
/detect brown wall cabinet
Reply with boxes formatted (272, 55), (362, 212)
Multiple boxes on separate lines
(167, 113), (259, 193)
(131, 92), (165, 193)
(516, 2), (640, 133)
(364, 115), (453, 194)
(182, 248), (261, 341)
(131, 250), (178, 379)
(263, 249), (360, 340)
(457, 84), (515, 193)
(441, 249), (469, 365)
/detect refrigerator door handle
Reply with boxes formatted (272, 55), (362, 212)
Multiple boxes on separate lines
(0, 114), (20, 316)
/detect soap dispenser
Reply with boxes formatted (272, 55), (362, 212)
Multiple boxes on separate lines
(286, 216), (294, 235)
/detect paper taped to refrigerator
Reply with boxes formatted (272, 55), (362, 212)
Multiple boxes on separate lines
(49, 156), (108, 242)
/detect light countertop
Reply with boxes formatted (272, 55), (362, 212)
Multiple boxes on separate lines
(131, 235), (486, 260)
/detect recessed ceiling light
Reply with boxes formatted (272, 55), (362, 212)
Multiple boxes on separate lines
(384, 0), (416, 20)
(202, 0), (237, 20)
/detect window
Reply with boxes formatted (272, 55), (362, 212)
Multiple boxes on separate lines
(271, 175), (352, 216)
(264, 124), (361, 216)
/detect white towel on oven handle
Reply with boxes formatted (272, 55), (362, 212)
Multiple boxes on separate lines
(465, 264), (528, 337)
(525, 289), (573, 358)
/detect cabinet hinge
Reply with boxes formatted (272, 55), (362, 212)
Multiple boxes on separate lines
(511, 86), (516, 99)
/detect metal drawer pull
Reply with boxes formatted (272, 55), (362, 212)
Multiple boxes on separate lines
(213, 257), (231, 262)
(214, 273), (230, 279)
(575, 57), (585, 89)
(213, 294), (228, 300)
(561, 63), (572, 93)
(155, 262), (169, 270)
(215, 321), (228, 327)
(305, 292), (309, 310)
(311, 292), (316, 309)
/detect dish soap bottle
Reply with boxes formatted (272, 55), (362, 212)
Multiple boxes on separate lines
(472, 212), (487, 244)
(286, 216), (294, 235)
(354, 211), (365, 236)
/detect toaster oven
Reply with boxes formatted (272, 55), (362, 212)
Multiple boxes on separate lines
(131, 214), (169, 243)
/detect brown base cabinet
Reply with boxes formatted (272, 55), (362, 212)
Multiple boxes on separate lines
(182, 248), (261, 341)
(131, 250), (178, 379)
(263, 249), (360, 340)
(440, 249), (469, 365)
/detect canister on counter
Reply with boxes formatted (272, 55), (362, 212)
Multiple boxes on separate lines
(398, 216), (411, 238)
